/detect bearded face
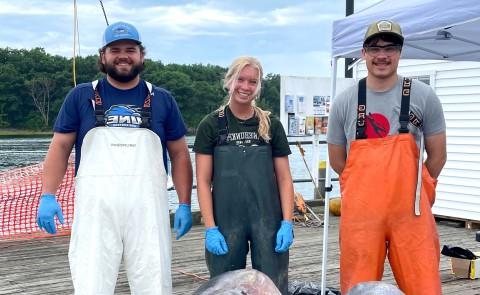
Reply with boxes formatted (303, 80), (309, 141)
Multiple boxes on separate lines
(101, 40), (145, 83)
(103, 58), (144, 83)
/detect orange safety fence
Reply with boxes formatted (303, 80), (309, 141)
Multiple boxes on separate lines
(0, 158), (75, 240)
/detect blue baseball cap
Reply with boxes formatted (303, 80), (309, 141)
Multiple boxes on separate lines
(102, 21), (141, 47)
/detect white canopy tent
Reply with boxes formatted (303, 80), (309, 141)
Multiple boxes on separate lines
(332, 0), (480, 61)
(322, 0), (480, 293)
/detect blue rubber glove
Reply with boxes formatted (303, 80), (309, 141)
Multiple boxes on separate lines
(275, 220), (294, 253)
(37, 194), (64, 234)
(173, 204), (192, 240)
(205, 226), (228, 255)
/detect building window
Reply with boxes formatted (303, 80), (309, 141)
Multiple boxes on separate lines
(407, 75), (431, 85)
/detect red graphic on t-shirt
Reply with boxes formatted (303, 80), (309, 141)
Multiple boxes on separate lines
(365, 113), (390, 138)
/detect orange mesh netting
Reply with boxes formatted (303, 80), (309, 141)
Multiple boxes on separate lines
(0, 159), (75, 239)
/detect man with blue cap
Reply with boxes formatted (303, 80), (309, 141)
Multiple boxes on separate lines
(37, 21), (193, 294)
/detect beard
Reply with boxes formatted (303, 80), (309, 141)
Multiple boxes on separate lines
(104, 61), (144, 83)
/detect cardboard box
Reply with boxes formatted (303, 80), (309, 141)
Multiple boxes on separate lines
(451, 252), (480, 279)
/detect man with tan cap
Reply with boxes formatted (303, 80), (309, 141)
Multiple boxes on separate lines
(328, 20), (446, 294)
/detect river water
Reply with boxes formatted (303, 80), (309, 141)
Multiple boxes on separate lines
(0, 136), (339, 210)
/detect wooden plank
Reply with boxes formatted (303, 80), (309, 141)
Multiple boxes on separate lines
(436, 215), (480, 229)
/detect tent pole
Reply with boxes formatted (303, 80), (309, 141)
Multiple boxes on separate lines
(344, 0), (354, 78)
(321, 56), (338, 295)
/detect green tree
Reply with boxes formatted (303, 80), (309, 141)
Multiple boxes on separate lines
(0, 47), (281, 131)
(187, 80), (225, 131)
(25, 77), (55, 128)
(260, 74), (280, 116)
(0, 63), (20, 128)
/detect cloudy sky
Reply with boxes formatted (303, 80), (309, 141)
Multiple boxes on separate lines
(0, 0), (378, 77)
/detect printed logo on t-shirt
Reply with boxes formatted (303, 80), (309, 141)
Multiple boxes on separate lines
(365, 112), (390, 138)
(409, 110), (423, 128)
(227, 131), (261, 146)
(105, 105), (142, 128)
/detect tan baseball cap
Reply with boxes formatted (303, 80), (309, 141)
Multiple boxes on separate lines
(363, 20), (404, 45)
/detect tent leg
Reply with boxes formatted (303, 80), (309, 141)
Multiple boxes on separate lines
(321, 57), (338, 295)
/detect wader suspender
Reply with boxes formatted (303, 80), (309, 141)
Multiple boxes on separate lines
(399, 78), (412, 133)
(356, 77), (412, 139)
(91, 80), (154, 128)
(217, 107), (229, 145)
(356, 78), (367, 139)
(92, 80), (105, 127)
(398, 78), (425, 216)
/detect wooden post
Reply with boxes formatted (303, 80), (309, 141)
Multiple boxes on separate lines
(315, 160), (326, 199)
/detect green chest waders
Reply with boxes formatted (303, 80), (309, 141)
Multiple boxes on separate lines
(206, 112), (289, 294)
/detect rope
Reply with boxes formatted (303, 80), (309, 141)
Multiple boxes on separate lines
(72, 0), (78, 86)
(172, 268), (209, 281)
(294, 191), (323, 228)
(295, 219), (323, 228)
(293, 213), (323, 228)
(76, 7), (81, 57)
(296, 141), (324, 201)
(99, 0), (109, 26)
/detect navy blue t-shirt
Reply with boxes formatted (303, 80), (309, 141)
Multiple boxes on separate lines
(53, 78), (187, 174)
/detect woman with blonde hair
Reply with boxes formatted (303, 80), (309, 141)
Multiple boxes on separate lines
(193, 56), (294, 294)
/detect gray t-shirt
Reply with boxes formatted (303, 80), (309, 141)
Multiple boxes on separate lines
(327, 76), (445, 152)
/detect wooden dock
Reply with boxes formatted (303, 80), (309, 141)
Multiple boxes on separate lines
(1, 213), (479, 294)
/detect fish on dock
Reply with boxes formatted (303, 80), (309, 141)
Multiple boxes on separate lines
(193, 269), (281, 295)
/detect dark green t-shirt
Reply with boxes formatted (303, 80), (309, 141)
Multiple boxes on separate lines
(193, 106), (291, 157)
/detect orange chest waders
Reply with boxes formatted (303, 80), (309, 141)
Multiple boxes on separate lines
(339, 78), (441, 295)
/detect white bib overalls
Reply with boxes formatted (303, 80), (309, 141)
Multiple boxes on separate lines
(69, 125), (171, 294)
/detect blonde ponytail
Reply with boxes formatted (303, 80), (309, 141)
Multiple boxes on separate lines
(253, 105), (271, 142)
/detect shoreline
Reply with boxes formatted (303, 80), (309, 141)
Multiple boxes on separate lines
(0, 129), (52, 138)
(0, 129), (195, 138)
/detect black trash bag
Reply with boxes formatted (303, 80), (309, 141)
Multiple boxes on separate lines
(288, 280), (341, 295)
(441, 245), (477, 260)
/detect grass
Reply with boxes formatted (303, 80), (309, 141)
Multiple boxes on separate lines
(0, 129), (52, 137)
